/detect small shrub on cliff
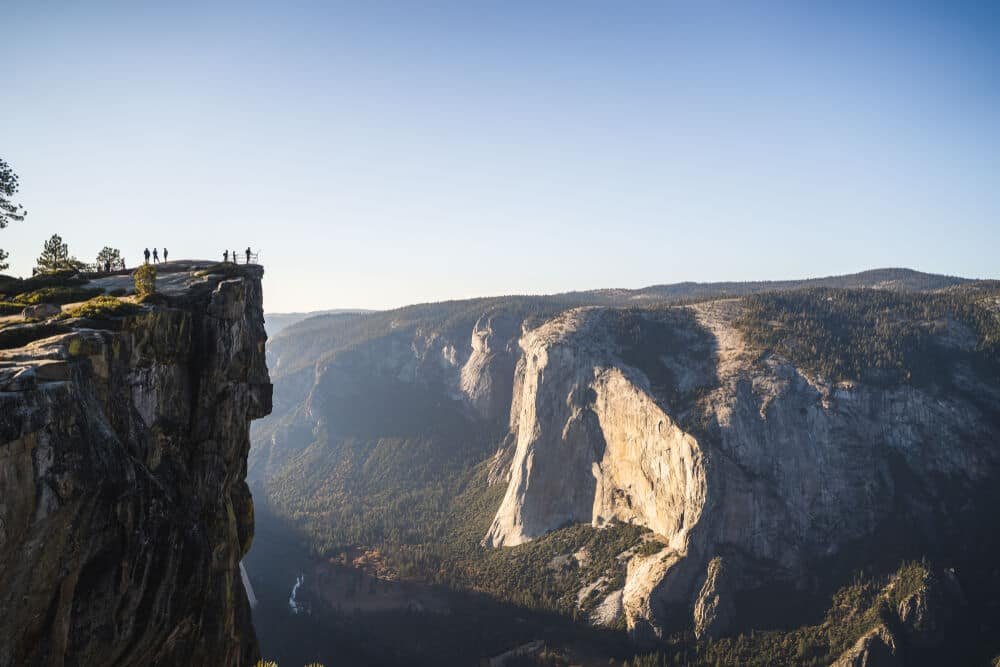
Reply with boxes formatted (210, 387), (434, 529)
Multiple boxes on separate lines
(133, 264), (157, 297)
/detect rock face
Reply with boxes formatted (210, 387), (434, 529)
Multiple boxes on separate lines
(485, 308), (711, 548)
(485, 299), (1000, 640)
(832, 626), (900, 667)
(21, 303), (61, 320)
(692, 557), (735, 640)
(0, 265), (271, 667)
(459, 313), (519, 420)
(250, 303), (527, 483)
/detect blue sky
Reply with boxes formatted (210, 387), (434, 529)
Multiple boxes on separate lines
(4, 1), (998, 312)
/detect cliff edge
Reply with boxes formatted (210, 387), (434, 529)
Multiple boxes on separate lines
(0, 262), (271, 666)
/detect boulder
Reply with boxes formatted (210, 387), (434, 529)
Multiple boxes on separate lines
(21, 302), (61, 319)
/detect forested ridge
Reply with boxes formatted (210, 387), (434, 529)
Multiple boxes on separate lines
(736, 283), (1000, 385)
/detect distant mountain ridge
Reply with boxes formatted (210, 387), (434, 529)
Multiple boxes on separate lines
(267, 268), (975, 375)
(572, 267), (972, 303)
(264, 308), (373, 337)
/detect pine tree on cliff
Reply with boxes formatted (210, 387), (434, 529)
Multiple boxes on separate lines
(0, 158), (28, 272)
(96, 246), (122, 271)
(35, 233), (86, 274)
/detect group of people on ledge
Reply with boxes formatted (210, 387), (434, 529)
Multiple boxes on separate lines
(134, 247), (257, 266)
(143, 247), (167, 264)
(224, 248), (256, 264)
(99, 247), (257, 272)
(91, 247), (258, 275)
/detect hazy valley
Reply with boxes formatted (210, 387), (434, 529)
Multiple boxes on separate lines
(244, 268), (1000, 666)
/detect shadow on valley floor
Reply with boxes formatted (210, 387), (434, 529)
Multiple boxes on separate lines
(245, 495), (636, 667)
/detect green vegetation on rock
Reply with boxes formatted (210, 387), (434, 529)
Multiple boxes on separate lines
(133, 264), (157, 297)
(60, 295), (140, 320)
(14, 285), (103, 306)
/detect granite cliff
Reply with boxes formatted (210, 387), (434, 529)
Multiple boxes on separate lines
(485, 295), (1000, 641)
(0, 262), (270, 666)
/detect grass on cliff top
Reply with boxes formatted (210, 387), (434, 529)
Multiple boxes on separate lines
(60, 295), (141, 320)
(13, 285), (104, 306)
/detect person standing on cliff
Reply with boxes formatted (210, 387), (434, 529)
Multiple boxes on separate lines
(223, 250), (229, 263)
(144, 248), (150, 264)
(232, 249), (237, 264)
(245, 247), (252, 264)
(163, 247), (168, 262)
(152, 248), (159, 263)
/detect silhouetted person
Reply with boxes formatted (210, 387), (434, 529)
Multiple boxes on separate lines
(232, 250), (237, 264)
(144, 248), (150, 264)
(152, 248), (159, 263)
(245, 247), (252, 264)
(163, 248), (168, 262)
(223, 250), (229, 263)
(121, 257), (126, 270)
(104, 259), (111, 273)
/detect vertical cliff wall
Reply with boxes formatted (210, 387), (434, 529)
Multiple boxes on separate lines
(0, 264), (271, 667)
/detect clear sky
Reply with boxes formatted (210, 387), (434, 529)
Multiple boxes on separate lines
(4, 1), (998, 312)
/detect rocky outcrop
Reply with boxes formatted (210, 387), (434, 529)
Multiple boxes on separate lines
(21, 303), (61, 319)
(485, 308), (711, 548)
(486, 299), (1000, 641)
(692, 557), (735, 640)
(459, 313), (519, 420)
(832, 626), (900, 667)
(0, 264), (270, 666)
(830, 564), (963, 666)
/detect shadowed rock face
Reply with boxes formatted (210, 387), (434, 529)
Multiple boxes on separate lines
(0, 265), (270, 667)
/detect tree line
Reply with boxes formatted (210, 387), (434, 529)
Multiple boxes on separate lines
(0, 157), (123, 276)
